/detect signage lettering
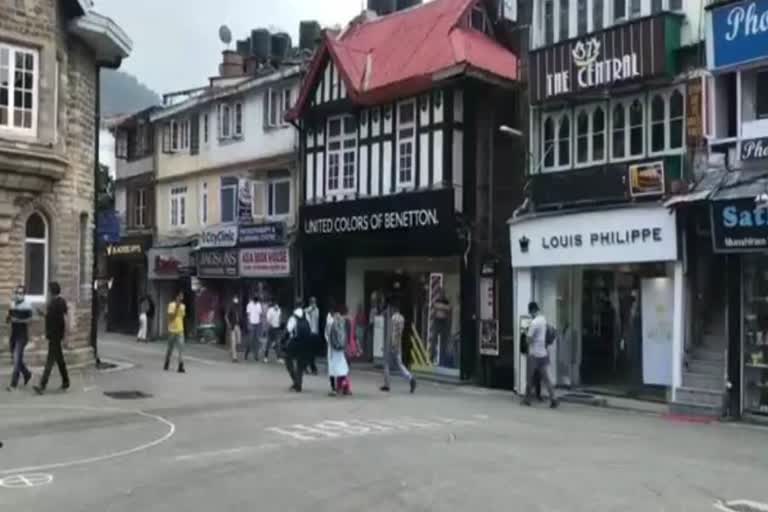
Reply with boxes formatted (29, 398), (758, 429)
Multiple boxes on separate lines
(240, 222), (285, 246)
(200, 225), (238, 248)
(741, 138), (768, 160)
(711, 199), (768, 252)
(239, 248), (291, 277)
(304, 209), (439, 235)
(725, 2), (768, 42)
(197, 249), (239, 278)
(545, 37), (640, 98)
(540, 228), (662, 251)
(107, 244), (143, 257)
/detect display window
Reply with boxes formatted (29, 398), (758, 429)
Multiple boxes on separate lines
(742, 255), (768, 415)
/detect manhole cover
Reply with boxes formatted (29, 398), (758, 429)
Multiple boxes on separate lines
(716, 500), (768, 512)
(103, 390), (152, 400)
(96, 361), (118, 371)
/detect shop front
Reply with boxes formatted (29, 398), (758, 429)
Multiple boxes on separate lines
(195, 223), (239, 344)
(510, 205), (684, 402)
(710, 196), (768, 417)
(239, 222), (294, 310)
(148, 243), (194, 337)
(105, 236), (152, 335)
(300, 188), (466, 377)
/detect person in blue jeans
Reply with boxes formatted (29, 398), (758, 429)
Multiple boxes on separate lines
(6, 285), (32, 391)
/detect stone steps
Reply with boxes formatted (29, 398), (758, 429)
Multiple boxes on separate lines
(676, 386), (725, 408)
(669, 401), (722, 419)
(682, 370), (724, 391)
(688, 359), (725, 375)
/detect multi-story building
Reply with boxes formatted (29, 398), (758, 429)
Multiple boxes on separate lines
(509, 0), (706, 405)
(0, 0), (131, 364)
(289, 0), (525, 383)
(149, 47), (303, 337)
(109, 107), (159, 335)
(669, 0), (768, 419)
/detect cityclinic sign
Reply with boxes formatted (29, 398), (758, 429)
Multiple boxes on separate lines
(711, 0), (768, 70)
(509, 206), (678, 268)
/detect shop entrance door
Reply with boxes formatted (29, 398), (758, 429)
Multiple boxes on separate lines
(363, 271), (415, 365)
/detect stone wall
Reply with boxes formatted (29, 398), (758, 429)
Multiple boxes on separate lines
(0, 0), (98, 367)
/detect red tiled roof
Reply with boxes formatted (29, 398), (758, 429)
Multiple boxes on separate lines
(287, 0), (518, 121)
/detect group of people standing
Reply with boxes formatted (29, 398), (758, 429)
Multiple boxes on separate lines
(6, 282), (71, 395)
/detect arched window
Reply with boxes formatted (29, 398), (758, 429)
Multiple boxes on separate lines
(629, 99), (644, 156)
(670, 90), (684, 149)
(558, 114), (571, 167)
(650, 94), (666, 153)
(592, 107), (605, 162)
(576, 109), (589, 164)
(24, 212), (48, 300)
(543, 116), (555, 169)
(612, 104), (625, 159)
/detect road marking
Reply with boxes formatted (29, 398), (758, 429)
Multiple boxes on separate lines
(266, 415), (484, 443)
(174, 443), (281, 461)
(0, 405), (175, 475)
(0, 473), (53, 489)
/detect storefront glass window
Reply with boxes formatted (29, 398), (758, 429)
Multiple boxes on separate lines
(742, 255), (768, 415)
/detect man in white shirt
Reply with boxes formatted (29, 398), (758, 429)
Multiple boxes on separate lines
(244, 296), (263, 361)
(524, 302), (558, 408)
(303, 297), (320, 375)
(264, 301), (282, 363)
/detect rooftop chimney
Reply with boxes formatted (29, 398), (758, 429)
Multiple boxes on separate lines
(219, 50), (244, 78)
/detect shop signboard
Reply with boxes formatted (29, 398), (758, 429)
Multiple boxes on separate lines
(197, 249), (239, 278)
(300, 189), (456, 244)
(530, 15), (673, 102)
(239, 247), (291, 277)
(710, 0), (768, 71)
(106, 239), (147, 258)
(479, 319), (499, 357)
(740, 137), (768, 161)
(238, 178), (253, 224)
(629, 161), (665, 198)
(148, 247), (192, 280)
(509, 206), (678, 268)
(710, 198), (768, 252)
(239, 222), (285, 247)
(199, 224), (238, 249)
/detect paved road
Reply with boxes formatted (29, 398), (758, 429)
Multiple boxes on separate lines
(0, 334), (766, 512)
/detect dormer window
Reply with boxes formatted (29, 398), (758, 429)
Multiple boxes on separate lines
(470, 5), (491, 35)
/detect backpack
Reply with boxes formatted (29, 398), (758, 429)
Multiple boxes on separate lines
(545, 324), (558, 347)
(293, 314), (311, 341)
(329, 318), (347, 351)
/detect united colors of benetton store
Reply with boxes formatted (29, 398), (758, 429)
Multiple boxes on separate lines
(509, 205), (684, 402)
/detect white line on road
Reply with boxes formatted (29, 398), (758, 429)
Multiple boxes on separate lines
(174, 443), (282, 461)
(0, 404), (176, 475)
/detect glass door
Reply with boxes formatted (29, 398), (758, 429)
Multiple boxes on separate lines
(743, 255), (768, 415)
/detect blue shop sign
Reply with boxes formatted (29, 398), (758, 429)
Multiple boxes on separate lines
(712, 0), (768, 70)
(710, 198), (768, 252)
(239, 222), (285, 247)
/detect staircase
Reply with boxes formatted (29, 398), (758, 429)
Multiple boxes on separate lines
(671, 319), (728, 418)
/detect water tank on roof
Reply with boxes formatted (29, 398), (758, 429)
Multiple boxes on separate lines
(299, 20), (322, 51)
(397, 0), (422, 9)
(251, 29), (272, 62)
(236, 39), (250, 57)
(271, 32), (292, 61)
(367, 0), (420, 15)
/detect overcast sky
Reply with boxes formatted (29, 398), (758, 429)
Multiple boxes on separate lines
(94, 0), (363, 94)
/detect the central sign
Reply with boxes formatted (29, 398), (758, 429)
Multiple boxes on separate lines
(300, 189), (456, 244)
(510, 206), (678, 268)
(530, 15), (673, 103)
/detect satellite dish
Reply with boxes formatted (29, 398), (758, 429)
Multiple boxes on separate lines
(219, 25), (232, 46)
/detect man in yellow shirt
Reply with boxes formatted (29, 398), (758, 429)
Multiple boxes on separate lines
(165, 290), (186, 373)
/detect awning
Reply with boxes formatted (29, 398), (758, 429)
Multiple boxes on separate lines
(663, 168), (726, 208)
(710, 169), (768, 201)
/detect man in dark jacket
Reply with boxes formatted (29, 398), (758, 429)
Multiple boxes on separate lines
(284, 299), (312, 392)
(34, 282), (70, 395)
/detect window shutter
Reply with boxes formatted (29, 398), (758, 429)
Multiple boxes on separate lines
(251, 181), (266, 218)
(190, 113), (200, 155)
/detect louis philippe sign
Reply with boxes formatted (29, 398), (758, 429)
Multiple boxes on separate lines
(530, 15), (671, 103)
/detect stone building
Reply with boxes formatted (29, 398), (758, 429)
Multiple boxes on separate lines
(0, 0), (131, 366)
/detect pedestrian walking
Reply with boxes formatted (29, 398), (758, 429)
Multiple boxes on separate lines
(226, 296), (242, 362)
(303, 296), (320, 375)
(164, 290), (186, 373)
(137, 298), (148, 343)
(327, 307), (350, 396)
(34, 282), (70, 395)
(264, 301), (282, 363)
(522, 301), (558, 408)
(7, 285), (32, 391)
(284, 299), (312, 392)
(380, 301), (416, 394)
(244, 295), (263, 361)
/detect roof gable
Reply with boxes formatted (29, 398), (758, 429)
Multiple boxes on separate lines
(287, 0), (518, 121)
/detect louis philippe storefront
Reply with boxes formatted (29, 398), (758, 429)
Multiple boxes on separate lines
(300, 189), (470, 379)
(510, 205), (685, 402)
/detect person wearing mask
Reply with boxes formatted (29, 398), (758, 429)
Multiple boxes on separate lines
(303, 296), (320, 375)
(7, 285), (33, 391)
(264, 301), (282, 363)
(163, 290), (186, 373)
(34, 282), (70, 394)
(327, 306), (350, 396)
(245, 295), (263, 361)
(285, 299), (312, 392)
(523, 301), (558, 408)
(381, 302), (416, 394)
(226, 296), (242, 363)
